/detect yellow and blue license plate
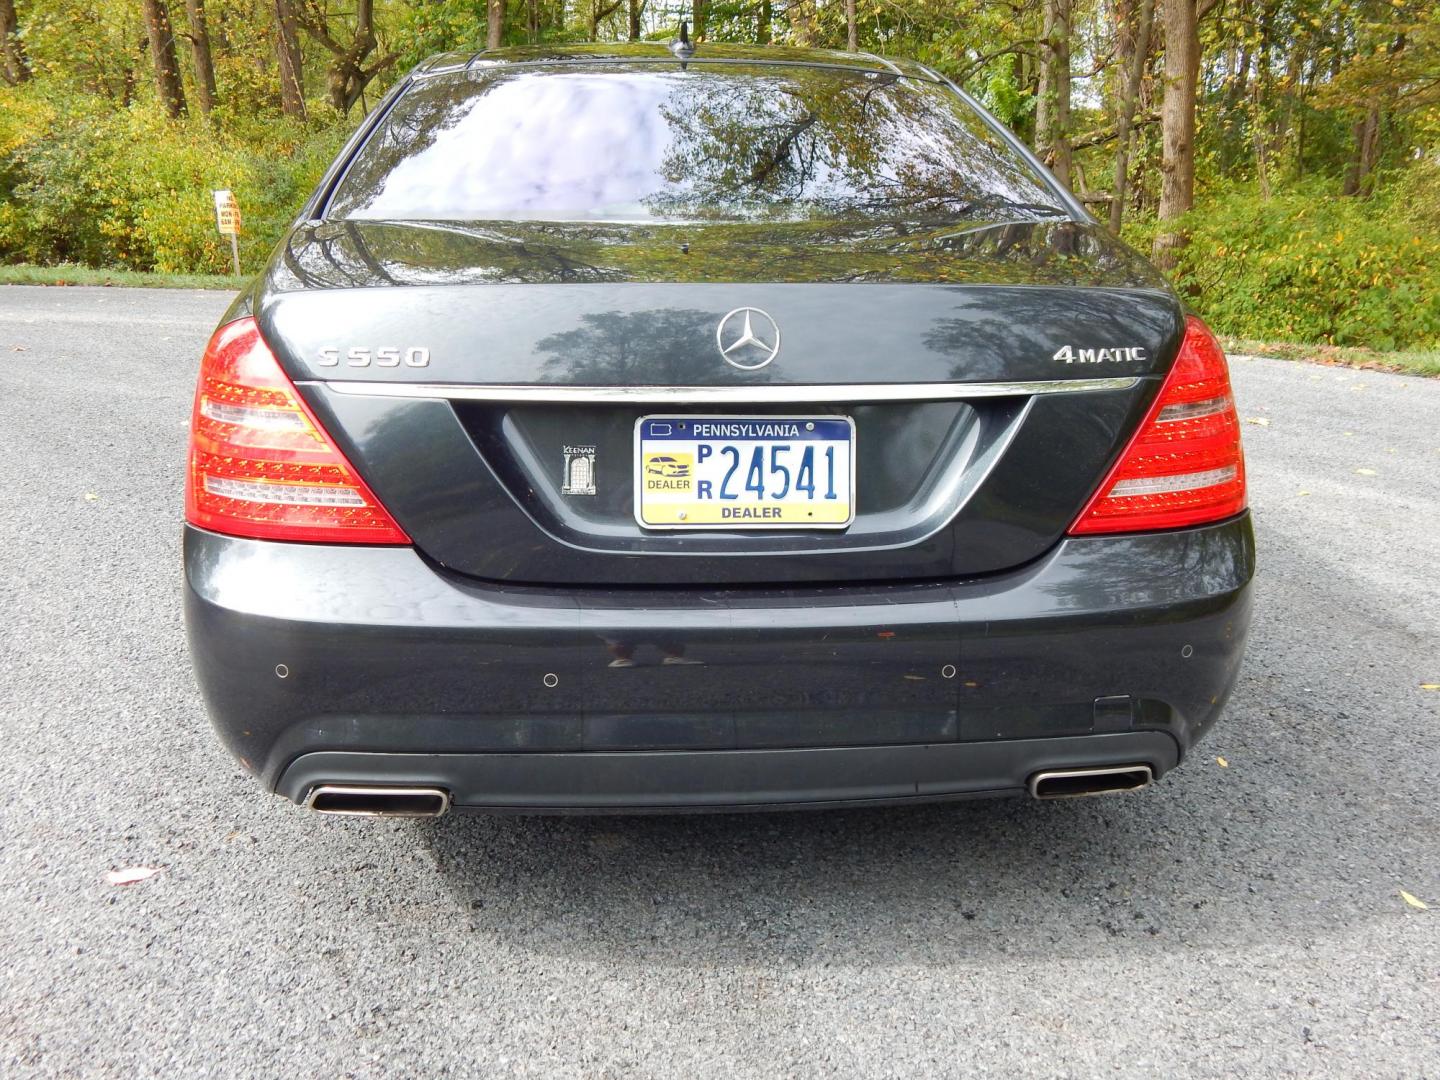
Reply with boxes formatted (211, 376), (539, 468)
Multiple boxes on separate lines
(635, 415), (855, 529)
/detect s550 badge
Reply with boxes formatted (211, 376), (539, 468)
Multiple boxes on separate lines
(1052, 345), (1147, 364)
(317, 346), (431, 368)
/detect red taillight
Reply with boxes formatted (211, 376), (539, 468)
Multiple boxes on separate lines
(1069, 316), (1246, 535)
(185, 318), (410, 544)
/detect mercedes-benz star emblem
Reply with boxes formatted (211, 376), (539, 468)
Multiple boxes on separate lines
(716, 307), (781, 370)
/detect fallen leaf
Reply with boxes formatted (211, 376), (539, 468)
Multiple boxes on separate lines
(83, 493), (98, 502)
(105, 866), (162, 887)
(1244, 416), (1270, 426)
(1355, 468), (1378, 476)
(1216, 757), (1229, 768)
(1420, 684), (1440, 691)
(1399, 890), (1429, 911)
(1297, 490), (1311, 497)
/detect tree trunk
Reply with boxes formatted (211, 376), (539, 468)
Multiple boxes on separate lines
(757, 0), (771, 46)
(1342, 104), (1381, 197)
(140, 0), (187, 118)
(1153, 0), (1199, 271)
(296, 0), (397, 115)
(183, 0), (217, 114)
(790, 0), (815, 46)
(845, 0), (856, 51)
(1016, 50), (1035, 142)
(1342, 31), (1404, 197)
(1035, 0), (1072, 186)
(1109, 0), (1154, 233)
(1294, 97), (1306, 180)
(1275, 33), (1302, 143)
(273, 0), (305, 118)
(488, 0), (504, 49)
(626, 0), (641, 41)
(1112, 0), (1134, 78)
(0, 0), (30, 85)
(1219, 34), (1252, 172)
(589, 0), (621, 40)
(121, 57), (138, 106)
(692, 0), (707, 40)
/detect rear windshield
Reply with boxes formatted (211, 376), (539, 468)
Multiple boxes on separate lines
(328, 65), (1067, 225)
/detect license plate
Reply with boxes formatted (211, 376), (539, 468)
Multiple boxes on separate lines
(635, 415), (855, 529)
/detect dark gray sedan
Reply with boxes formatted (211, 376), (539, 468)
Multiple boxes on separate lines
(183, 43), (1253, 816)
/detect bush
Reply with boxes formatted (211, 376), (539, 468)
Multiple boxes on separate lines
(1391, 156), (1440, 230)
(1126, 180), (1440, 351)
(0, 85), (348, 275)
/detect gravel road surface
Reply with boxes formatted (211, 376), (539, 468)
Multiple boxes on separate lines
(2, 286), (1437, 1078)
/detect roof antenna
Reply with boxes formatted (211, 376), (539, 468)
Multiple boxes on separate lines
(669, 19), (695, 63)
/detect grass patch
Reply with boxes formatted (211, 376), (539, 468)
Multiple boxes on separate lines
(1224, 337), (1440, 378)
(0, 263), (239, 290)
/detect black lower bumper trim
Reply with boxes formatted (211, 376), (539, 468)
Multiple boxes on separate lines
(276, 732), (1180, 813)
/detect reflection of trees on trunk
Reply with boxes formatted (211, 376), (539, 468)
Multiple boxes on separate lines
(266, 218), (1167, 292)
(281, 221), (400, 288)
(923, 220), (1152, 282)
(338, 220), (398, 284)
(1031, 526), (1249, 611)
(536, 310), (778, 386)
(924, 275), (1174, 380)
(276, 221), (628, 288)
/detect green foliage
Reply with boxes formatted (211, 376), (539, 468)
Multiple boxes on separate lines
(0, 84), (347, 274)
(1127, 181), (1440, 350)
(1392, 157), (1440, 230)
(389, 0), (490, 72)
(981, 61), (1034, 129)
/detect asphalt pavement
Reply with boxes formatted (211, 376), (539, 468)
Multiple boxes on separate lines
(1, 285), (1437, 1078)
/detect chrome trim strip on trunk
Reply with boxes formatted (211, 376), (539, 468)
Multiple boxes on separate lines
(315, 377), (1139, 404)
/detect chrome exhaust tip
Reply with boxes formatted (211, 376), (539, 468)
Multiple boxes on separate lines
(1028, 764), (1154, 800)
(304, 785), (451, 818)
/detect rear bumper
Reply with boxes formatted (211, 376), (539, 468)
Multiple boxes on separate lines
(276, 736), (1179, 812)
(184, 515), (1254, 812)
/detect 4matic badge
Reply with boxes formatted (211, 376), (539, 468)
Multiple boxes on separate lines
(1052, 345), (1147, 364)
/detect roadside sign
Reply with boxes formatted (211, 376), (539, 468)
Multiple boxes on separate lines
(212, 190), (242, 275)
(213, 190), (241, 235)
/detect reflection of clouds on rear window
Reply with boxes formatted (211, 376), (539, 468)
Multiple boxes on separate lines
(330, 66), (1065, 224)
(358, 76), (673, 220)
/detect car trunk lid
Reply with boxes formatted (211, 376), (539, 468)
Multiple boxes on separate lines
(263, 218), (1183, 586)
